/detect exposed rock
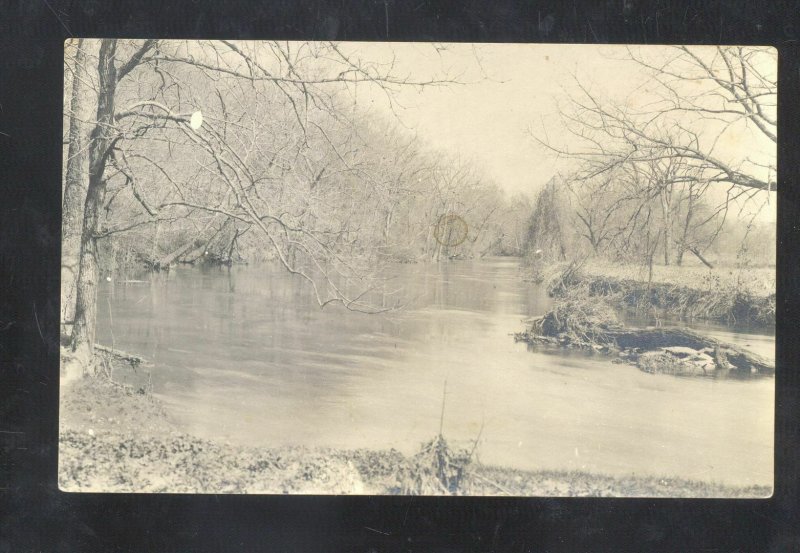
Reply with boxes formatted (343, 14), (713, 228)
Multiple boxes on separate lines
(662, 346), (704, 357)
(637, 348), (717, 377)
(516, 299), (774, 377)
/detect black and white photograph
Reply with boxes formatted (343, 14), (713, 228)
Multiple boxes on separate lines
(58, 40), (776, 496)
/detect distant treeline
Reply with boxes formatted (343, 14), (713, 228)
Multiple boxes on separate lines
(524, 174), (775, 268)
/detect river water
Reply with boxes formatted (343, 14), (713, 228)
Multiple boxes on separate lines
(96, 258), (774, 488)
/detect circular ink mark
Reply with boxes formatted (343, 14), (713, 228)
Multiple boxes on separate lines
(433, 213), (468, 247)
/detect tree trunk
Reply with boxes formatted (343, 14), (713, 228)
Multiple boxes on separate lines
(61, 39), (89, 328)
(676, 186), (698, 267)
(226, 229), (240, 263)
(660, 185), (673, 266)
(383, 208), (394, 246)
(424, 224), (434, 259)
(71, 39), (118, 353)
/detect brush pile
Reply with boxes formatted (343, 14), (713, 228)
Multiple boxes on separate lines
(517, 289), (774, 377)
(533, 288), (622, 348)
(399, 435), (472, 495)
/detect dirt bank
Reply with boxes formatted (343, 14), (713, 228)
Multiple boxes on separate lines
(59, 377), (770, 497)
(537, 262), (775, 327)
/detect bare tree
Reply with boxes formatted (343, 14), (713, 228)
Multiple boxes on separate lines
(525, 176), (571, 261)
(534, 46), (776, 194)
(61, 39), (93, 328)
(496, 193), (533, 256)
(560, 148), (727, 267)
(628, 46), (776, 148)
(564, 170), (631, 256)
(527, 46), (775, 271)
(66, 39), (462, 358)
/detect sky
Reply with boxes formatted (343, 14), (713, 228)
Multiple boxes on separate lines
(342, 42), (777, 221)
(351, 43), (646, 195)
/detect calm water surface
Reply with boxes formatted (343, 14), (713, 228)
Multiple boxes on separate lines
(96, 258), (774, 487)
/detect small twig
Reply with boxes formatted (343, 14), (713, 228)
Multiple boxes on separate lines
(468, 417), (485, 461)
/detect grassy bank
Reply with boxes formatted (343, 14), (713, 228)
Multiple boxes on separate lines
(59, 376), (770, 497)
(516, 269), (774, 378)
(535, 261), (775, 327)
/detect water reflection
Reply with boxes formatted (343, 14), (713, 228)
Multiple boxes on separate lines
(96, 258), (774, 487)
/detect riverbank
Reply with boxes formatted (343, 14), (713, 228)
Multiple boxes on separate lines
(517, 262), (775, 377)
(531, 261), (775, 327)
(59, 375), (770, 497)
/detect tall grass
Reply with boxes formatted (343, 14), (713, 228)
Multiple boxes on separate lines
(541, 261), (775, 327)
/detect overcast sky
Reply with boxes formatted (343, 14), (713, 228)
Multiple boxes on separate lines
(344, 42), (777, 221)
(353, 43), (644, 194)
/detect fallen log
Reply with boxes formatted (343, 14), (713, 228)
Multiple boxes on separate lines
(689, 246), (714, 269)
(138, 239), (203, 271)
(94, 344), (147, 368)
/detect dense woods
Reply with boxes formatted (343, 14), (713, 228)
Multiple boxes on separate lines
(61, 40), (529, 357)
(525, 46), (776, 269)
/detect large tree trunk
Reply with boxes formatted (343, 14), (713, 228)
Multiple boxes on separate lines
(61, 39), (89, 329)
(70, 39), (118, 353)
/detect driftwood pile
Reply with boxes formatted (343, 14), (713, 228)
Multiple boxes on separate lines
(517, 305), (773, 377)
(399, 435), (471, 495)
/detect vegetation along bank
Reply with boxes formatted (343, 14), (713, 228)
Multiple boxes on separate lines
(59, 370), (769, 497)
(516, 264), (774, 378)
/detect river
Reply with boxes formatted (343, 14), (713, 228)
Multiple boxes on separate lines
(95, 258), (774, 488)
